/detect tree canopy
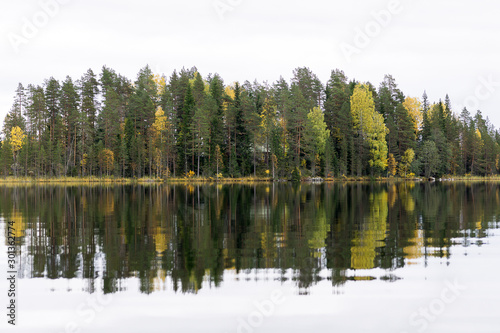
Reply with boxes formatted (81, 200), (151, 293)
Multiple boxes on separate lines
(1, 66), (499, 178)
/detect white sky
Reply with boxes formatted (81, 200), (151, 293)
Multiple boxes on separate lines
(1, 0), (500, 130)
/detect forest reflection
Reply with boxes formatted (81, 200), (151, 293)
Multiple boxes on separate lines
(1, 182), (499, 294)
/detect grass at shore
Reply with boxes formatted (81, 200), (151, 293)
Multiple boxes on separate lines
(0, 175), (273, 185)
(0, 174), (499, 185)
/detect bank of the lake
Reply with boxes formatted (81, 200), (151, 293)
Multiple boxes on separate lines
(1, 175), (500, 184)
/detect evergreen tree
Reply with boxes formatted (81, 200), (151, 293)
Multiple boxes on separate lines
(178, 83), (195, 175)
(209, 74), (225, 174)
(79, 69), (100, 176)
(60, 76), (80, 175)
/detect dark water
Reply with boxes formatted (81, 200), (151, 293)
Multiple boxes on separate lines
(1, 182), (499, 333)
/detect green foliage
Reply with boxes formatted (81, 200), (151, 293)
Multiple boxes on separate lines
(398, 148), (415, 178)
(351, 83), (388, 174)
(291, 166), (301, 182)
(303, 106), (330, 176)
(1, 66), (499, 179)
(420, 140), (440, 177)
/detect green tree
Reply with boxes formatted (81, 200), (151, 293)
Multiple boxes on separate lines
(324, 69), (351, 176)
(303, 106), (330, 176)
(398, 148), (415, 178)
(209, 74), (225, 174)
(60, 76), (79, 175)
(178, 83), (195, 175)
(191, 100), (211, 177)
(420, 140), (440, 177)
(215, 144), (223, 180)
(79, 69), (100, 176)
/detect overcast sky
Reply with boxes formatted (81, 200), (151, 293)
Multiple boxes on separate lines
(1, 0), (500, 132)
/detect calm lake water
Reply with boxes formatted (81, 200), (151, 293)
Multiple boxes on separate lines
(1, 182), (499, 333)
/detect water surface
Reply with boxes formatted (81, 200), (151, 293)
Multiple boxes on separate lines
(1, 182), (499, 332)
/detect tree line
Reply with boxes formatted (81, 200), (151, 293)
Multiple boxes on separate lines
(1, 65), (499, 179)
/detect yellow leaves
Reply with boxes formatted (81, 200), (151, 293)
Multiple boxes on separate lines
(80, 153), (88, 167)
(153, 148), (162, 174)
(10, 126), (26, 154)
(153, 74), (166, 95)
(475, 128), (482, 139)
(260, 98), (277, 134)
(387, 153), (397, 176)
(350, 190), (388, 269)
(351, 83), (388, 170)
(398, 148), (415, 178)
(152, 106), (168, 136)
(350, 83), (375, 132)
(224, 85), (235, 100)
(98, 149), (114, 175)
(305, 106), (330, 154)
(307, 208), (330, 251)
(403, 97), (422, 132)
(223, 84), (236, 114)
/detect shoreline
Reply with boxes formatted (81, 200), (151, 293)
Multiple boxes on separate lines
(0, 175), (499, 185)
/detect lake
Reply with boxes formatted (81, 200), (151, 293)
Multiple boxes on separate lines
(0, 182), (499, 333)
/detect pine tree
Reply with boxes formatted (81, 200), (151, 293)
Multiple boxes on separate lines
(209, 74), (225, 174)
(60, 76), (79, 175)
(421, 91), (431, 142)
(324, 69), (351, 176)
(178, 83), (195, 175)
(79, 69), (100, 176)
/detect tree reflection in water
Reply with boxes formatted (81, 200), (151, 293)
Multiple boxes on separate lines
(1, 182), (498, 294)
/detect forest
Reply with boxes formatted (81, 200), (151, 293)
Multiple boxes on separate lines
(1, 66), (499, 179)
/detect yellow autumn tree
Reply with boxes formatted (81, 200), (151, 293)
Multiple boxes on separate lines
(153, 74), (166, 95)
(152, 107), (168, 177)
(398, 148), (415, 178)
(98, 148), (115, 176)
(10, 126), (26, 177)
(387, 153), (397, 176)
(403, 97), (422, 133)
(350, 84), (388, 172)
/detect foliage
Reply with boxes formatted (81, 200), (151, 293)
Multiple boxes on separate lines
(387, 153), (397, 176)
(1, 66), (499, 179)
(420, 141), (440, 177)
(10, 126), (26, 155)
(350, 84), (388, 174)
(291, 166), (301, 181)
(98, 148), (114, 176)
(398, 148), (415, 178)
